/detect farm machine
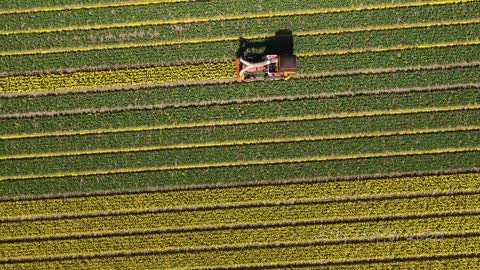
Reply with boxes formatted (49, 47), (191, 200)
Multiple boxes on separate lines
(236, 54), (297, 81)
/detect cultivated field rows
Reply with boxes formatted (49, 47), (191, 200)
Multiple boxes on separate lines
(2, 214), (479, 259)
(2, 191), (479, 239)
(0, 173), (477, 219)
(0, 0), (479, 268)
(3, 4), (479, 52)
(1, 0), (464, 31)
(0, 62), (478, 112)
(0, 172), (478, 265)
(2, 236), (479, 269)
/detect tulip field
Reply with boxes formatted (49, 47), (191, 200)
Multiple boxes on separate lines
(0, 0), (479, 269)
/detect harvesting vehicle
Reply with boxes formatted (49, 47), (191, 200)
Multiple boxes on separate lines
(235, 54), (297, 81)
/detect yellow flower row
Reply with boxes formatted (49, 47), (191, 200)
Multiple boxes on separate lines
(1, 215), (477, 260)
(0, 62), (236, 94)
(2, 104), (478, 140)
(2, 172), (478, 220)
(2, 194), (478, 241)
(0, 0), (472, 35)
(2, 236), (479, 269)
(1, 147), (479, 182)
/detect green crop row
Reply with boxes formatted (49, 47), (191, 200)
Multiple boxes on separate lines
(2, 23), (478, 73)
(1, 88), (478, 135)
(299, 45), (480, 74)
(2, 63), (478, 115)
(1, 151), (478, 198)
(0, 0), (436, 31)
(2, 235), (479, 269)
(294, 23), (479, 54)
(4, 2), (478, 51)
(0, 172), (477, 219)
(1, 131), (477, 176)
(3, 109), (479, 157)
(1, 193), (478, 240)
(1, 214), (478, 260)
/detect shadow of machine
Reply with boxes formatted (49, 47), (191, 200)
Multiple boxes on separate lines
(235, 30), (297, 81)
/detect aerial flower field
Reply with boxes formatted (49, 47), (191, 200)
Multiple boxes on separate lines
(0, 0), (479, 269)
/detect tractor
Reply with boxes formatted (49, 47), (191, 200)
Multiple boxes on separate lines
(236, 54), (297, 81)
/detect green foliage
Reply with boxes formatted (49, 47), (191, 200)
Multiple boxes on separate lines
(4, 3), (478, 51)
(2, 110), (478, 156)
(0, 0), (426, 30)
(1, 131), (477, 176)
(1, 152), (478, 197)
(2, 23), (479, 73)
(1, 89), (478, 135)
